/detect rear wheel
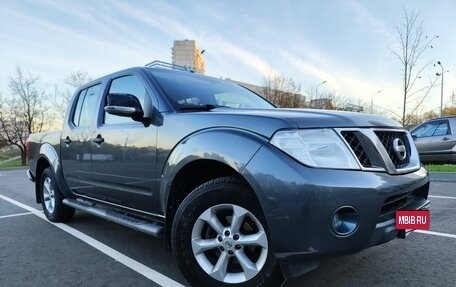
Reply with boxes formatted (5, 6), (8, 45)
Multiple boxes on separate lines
(40, 168), (75, 222)
(172, 177), (283, 287)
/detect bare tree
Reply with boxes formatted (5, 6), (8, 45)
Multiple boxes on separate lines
(262, 72), (305, 108)
(392, 9), (438, 126)
(0, 67), (50, 165)
(404, 75), (440, 124)
(450, 91), (456, 107)
(65, 70), (92, 88)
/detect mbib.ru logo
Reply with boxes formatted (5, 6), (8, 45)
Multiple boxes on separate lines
(395, 210), (430, 230)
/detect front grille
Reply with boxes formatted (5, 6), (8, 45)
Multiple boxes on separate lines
(374, 131), (410, 169)
(380, 182), (429, 216)
(380, 191), (412, 215)
(337, 128), (419, 174)
(341, 131), (372, 167)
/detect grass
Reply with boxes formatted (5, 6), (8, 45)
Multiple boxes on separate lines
(0, 149), (25, 169)
(0, 158), (25, 168)
(0, 149), (21, 157)
(424, 164), (456, 172)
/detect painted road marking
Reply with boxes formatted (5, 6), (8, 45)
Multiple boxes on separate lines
(415, 230), (456, 239)
(0, 212), (33, 219)
(0, 194), (185, 287)
(429, 195), (456, 200)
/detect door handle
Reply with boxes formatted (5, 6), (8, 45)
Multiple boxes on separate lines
(63, 136), (72, 145)
(92, 134), (104, 145)
(442, 137), (450, 141)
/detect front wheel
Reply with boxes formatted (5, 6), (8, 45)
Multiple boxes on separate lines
(40, 167), (75, 222)
(172, 177), (283, 287)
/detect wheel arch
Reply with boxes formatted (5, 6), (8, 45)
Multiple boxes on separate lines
(163, 159), (265, 251)
(159, 128), (269, 250)
(34, 157), (51, 203)
(34, 143), (73, 203)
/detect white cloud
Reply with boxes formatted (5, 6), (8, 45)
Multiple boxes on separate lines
(0, 6), (171, 86)
(207, 36), (273, 77)
(112, 1), (196, 39)
(111, 1), (275, 80)
(345, 0), (396, 43)
(280, 49), (406, 115)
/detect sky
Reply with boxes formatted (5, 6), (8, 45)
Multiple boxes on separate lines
(1, 0), (455, 118)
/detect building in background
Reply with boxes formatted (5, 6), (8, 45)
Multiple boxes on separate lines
(172, 40), (206, 74)
(309, 98), (334, 110)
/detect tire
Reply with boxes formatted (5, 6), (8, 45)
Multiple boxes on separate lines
(39, 167), (75, 222)
(172, 176), (283, 287)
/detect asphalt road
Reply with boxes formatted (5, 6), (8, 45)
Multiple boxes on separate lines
(1, 168), (455, 287)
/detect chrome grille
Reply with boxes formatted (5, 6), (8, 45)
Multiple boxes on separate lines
(341, 131), (372, 167)
(336, 128), (420, 175)
(374, 131), (410, 168)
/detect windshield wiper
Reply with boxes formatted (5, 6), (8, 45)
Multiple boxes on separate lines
(179, 104), (228, 111)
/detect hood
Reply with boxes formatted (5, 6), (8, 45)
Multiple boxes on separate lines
(208, 108), (402, 129)
(170, 108), (403, 140)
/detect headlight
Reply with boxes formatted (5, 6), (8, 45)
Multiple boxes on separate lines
(270, 129), (360, 169)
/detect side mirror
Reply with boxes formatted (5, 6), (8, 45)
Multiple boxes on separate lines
(104, 93), (144, 122)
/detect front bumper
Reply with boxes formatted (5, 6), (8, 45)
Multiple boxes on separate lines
(243, 145), (430, 277)
(27, 169), (36, 182)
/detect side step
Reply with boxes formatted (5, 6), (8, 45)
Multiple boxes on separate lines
(62, 198), (163, 237)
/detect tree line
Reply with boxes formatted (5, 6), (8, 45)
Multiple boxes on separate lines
(261, 72), (456, 126)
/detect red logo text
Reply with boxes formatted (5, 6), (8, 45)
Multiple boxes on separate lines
(395, 210), (430, 230)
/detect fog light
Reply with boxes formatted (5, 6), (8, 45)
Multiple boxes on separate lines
(330, 206), (359, 236)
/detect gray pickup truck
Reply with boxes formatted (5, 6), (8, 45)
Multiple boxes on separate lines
(27, 62), (430, 287)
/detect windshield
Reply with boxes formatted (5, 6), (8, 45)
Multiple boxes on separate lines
(149, 69), (275, 110)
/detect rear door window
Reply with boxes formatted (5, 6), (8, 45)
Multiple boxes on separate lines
(412, 121), (449, 138)
(72, 84), (101, 127)
(433, 122), (449, 136)
(72, 89), (87, 126)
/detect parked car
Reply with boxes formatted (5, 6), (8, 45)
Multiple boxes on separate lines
(27, 62), (430, 287)
(410, 116), (456, 164)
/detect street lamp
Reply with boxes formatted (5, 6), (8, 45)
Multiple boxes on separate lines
(436, 61), (449, 117)
(315, 80), (327, 98)
(370, 90), (383, 114)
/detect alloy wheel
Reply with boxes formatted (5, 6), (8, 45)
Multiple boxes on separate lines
(191, 204), (268, 284)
